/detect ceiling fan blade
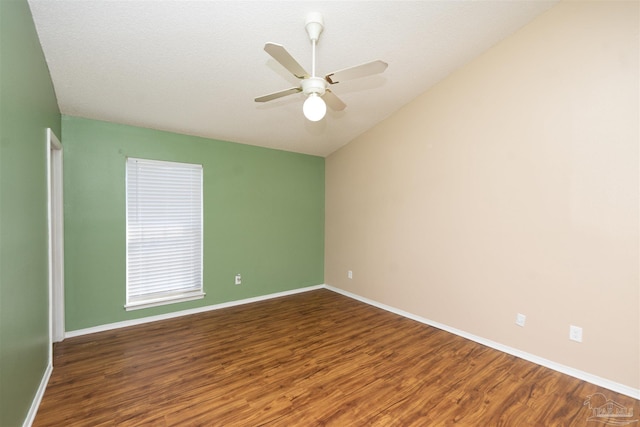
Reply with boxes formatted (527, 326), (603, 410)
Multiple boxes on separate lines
(325, 60), (388, 85)
(264, 43), (310, 79)
(323, 89), (346, 111)
(255, 87), (301, 103)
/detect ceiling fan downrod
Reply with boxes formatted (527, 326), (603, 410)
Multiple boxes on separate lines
(303, 13), (326, 98)
(305, 12), (323, 78)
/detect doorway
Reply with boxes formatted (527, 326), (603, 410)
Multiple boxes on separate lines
(47, 128), (64, 353)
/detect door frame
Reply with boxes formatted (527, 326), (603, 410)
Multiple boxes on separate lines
(47, 128), (64, 351)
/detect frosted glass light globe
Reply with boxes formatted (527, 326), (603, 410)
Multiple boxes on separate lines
(303, 93), (326, 121)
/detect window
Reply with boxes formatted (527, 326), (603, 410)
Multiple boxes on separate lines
(126, 157), (204, 310)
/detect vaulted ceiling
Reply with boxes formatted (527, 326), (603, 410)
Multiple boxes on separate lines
(28, 0), (558, 156)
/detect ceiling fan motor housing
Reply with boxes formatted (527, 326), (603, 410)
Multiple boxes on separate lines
(302, 77), (327, 97)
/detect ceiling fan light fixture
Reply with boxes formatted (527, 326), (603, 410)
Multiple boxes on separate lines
(303, 93), (326, 121)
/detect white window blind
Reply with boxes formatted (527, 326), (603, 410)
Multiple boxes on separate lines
(126, 158), (204, 310)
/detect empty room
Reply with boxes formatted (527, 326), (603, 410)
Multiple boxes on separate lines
(1, 0), (638, 426)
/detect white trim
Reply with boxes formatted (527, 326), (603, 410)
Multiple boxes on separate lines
(324, 285), (640, 400)
(65, 285), (324, 338)
(46, 129), (64, 353)
(124, 291), (206, 311)
(22, 362), (53, 427)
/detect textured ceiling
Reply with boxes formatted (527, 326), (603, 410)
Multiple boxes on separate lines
(28, 0), (558, 157)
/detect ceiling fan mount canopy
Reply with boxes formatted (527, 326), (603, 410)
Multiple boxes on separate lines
(305, 12), (324, 42)
(255, 12), (388, 121)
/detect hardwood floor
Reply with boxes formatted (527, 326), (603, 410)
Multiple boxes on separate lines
(35, 289), (638, 426)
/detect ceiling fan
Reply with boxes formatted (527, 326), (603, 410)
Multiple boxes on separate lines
(255, 12), (388, 122)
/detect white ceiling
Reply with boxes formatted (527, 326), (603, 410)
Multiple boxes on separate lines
(28, 0), (558, 157)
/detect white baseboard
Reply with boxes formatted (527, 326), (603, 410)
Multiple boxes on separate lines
(23, 362), (53, 427)
(65, 285), (324, 339)
(324, 284), (640, 400)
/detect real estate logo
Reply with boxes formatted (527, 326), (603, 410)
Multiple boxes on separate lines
(584, 393), (638, 426)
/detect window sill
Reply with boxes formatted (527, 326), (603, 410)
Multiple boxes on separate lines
(125, 292), (206, 311)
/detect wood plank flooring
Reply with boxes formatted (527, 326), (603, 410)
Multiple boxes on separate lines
(34, 289), (638, 426)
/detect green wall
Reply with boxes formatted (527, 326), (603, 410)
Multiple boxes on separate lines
(0, 0), (61, 425)
(62, 116), (324, 331)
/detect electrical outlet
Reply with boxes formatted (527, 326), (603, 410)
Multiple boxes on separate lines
(569, 325), (583, 342)
(347, 270), (353, 279)
(234, 274), (241, 285)
(515, 313), (526, 327)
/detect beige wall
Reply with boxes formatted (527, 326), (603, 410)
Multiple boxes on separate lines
(325, 0), (639, 390)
